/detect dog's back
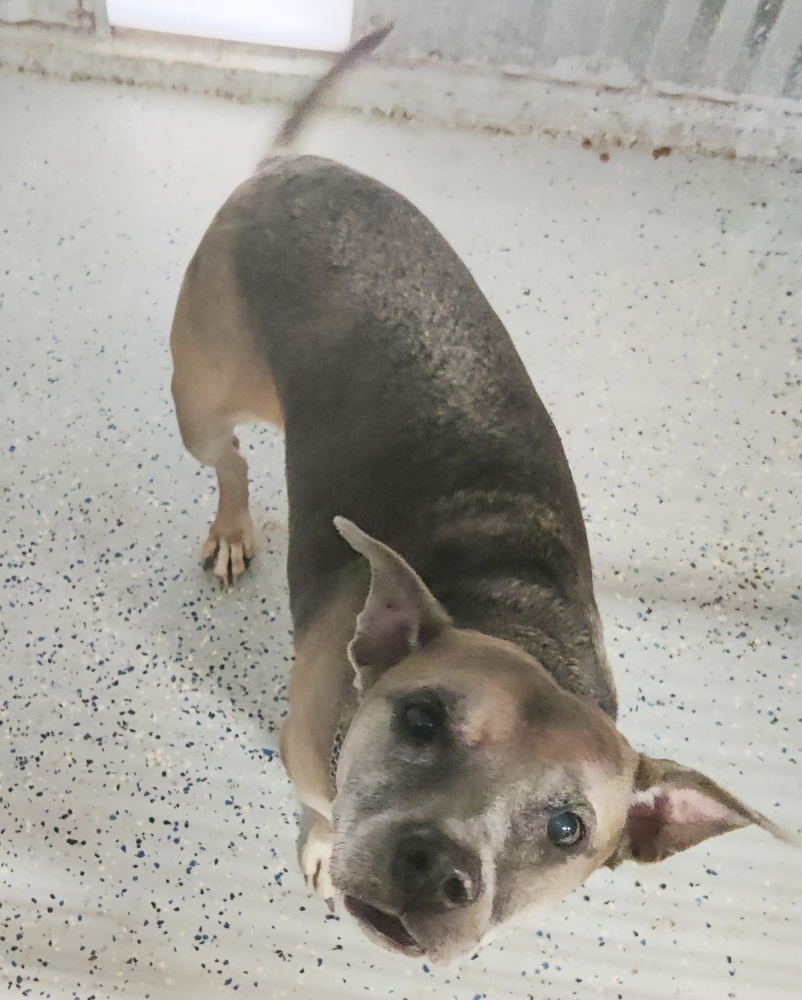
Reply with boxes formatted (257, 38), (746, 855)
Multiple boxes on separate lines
(192, 151), (615, 713)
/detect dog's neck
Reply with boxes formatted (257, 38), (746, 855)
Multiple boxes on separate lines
(328, 699), (358, 796)
(328, 718), (345, 793)
(427, 576), (617, 718)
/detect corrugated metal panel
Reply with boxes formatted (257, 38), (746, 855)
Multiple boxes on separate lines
(533, 0), (802, 101)
(750, 0), (802, 95)
(599, 0), (670, 81)
(699, 0), (763, 92)
(538, 0), (609, 75)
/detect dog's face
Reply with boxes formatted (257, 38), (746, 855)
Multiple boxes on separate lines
(331, 629), (637, 962)
(329, 519), (785, 964)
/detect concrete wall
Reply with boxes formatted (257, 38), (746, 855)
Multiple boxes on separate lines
(0, 0), (94, 31)
(353, 0), (555, 67)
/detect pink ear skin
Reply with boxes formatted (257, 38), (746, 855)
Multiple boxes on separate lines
(608, 755), (796, 867)
(333, 517), (452, 688)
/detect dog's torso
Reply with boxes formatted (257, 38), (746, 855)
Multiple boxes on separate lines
(202, 154), (615, 715)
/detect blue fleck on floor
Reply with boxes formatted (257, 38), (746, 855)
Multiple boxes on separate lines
(0, 69), (800, 1000)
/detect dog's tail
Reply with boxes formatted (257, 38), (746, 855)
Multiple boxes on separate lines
(256, 23), (393, 171)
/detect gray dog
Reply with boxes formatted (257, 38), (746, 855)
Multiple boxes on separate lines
(170, 26), (789, 964)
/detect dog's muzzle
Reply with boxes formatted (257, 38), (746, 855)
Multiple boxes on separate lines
(340, 821), (483, 956)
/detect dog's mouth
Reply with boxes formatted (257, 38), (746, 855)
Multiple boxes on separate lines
(344, 895), (424, 956)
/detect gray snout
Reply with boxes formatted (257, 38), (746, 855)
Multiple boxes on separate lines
(390, 823), (482, 913)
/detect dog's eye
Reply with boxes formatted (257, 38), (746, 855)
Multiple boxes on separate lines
(400, 701), (442, 745)
(547, 811), (584, 847)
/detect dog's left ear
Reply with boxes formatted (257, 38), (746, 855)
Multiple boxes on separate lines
(334, 517), (452, 690)
(607, 754), (793, 867)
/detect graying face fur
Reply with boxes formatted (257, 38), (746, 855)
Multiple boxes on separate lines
(329, 634), (638, 964)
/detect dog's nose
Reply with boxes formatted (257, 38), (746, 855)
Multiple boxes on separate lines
(390, 823), (482, 912)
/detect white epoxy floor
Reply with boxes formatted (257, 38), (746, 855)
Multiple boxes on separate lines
(1, 70), (800, 1000)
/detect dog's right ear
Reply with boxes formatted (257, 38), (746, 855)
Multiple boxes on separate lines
(334, 517), (452, 691)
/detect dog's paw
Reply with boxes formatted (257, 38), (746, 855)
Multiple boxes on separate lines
(301, 816), (336, 911)
(201, 514), (256, 584)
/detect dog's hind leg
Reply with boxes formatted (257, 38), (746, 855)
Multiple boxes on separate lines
(170, 252), (283, 582)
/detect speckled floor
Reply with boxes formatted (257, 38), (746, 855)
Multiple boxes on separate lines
(1, 70), (800, 999)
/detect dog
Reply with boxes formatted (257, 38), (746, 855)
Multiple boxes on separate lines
(169, 26), (791, 965)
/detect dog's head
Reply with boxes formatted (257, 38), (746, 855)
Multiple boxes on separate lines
(329, 518), (788, 964)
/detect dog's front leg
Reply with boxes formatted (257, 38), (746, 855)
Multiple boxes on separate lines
(298, 805), (336, 910)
